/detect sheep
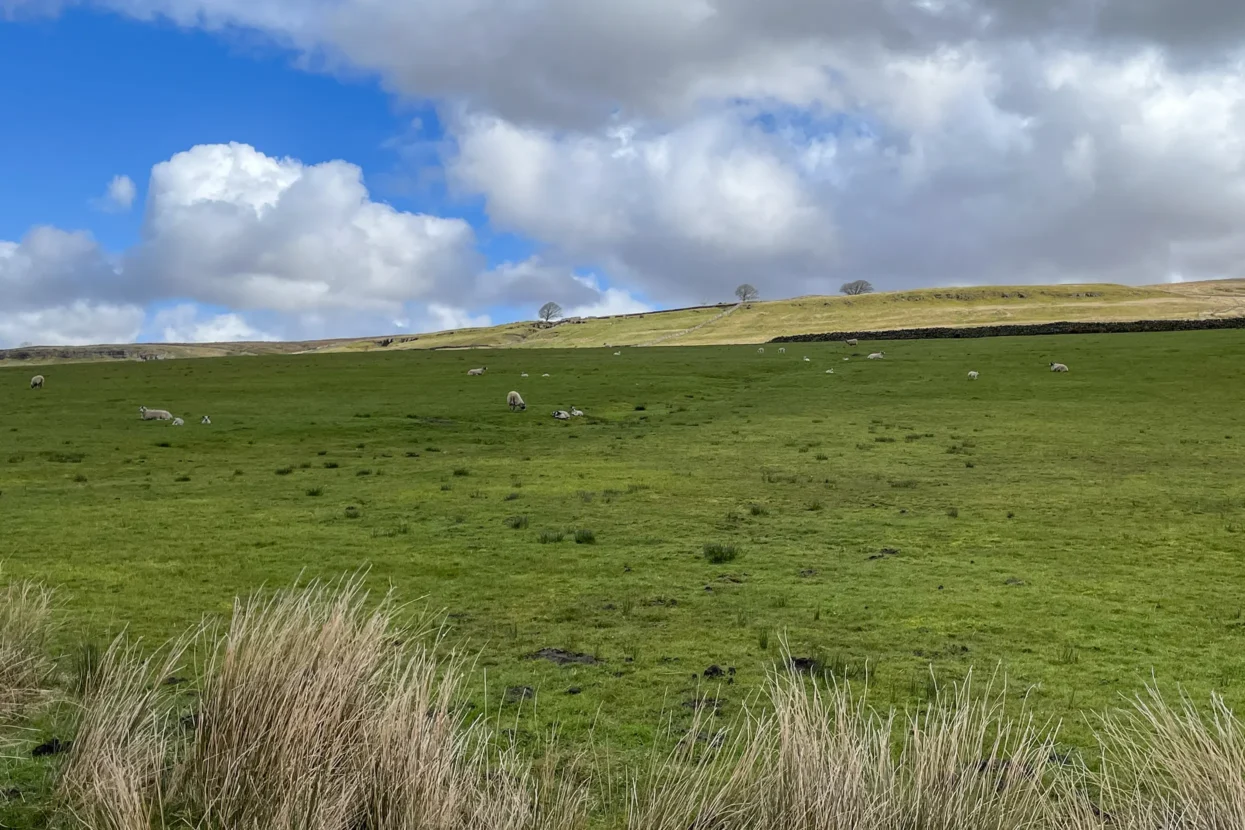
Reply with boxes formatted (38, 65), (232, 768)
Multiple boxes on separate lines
(139, 406), (174, 421)
(845, 339), (858, 347)
(779, 347), (786, 354)
(825, 369), (834, 374)
(542, 373), (551, 378)
(552, 410), (571, 420)
(570, 406), (584, 417)
(30, 375), (44, 389)
(507, 391), (527, 411)
(521, 372), (529, 378)
(1050, 362), (1069, 373)
(614, 351), (622, 356)
(968, 371), (979, 380)
(201, 415), (212, 425)
(867, 351), (885, 360)
(803, 356), (810, 362)
(757, 347), (765, 354)
(467, 366), (487, 376)
(171, 417), (185, 427)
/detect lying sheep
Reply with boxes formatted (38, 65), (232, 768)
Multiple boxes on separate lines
(521, 372), (529, 378)
(507, 391), (527, 411)
(201, 415), (211, 425)
(867, 351), (885, 360)
(552, 410), (571, 420)
(542, 373), (551, 378)
(30, 375), (44, 389)
(968, 371), (979, 380)
(1050, 362), (1069, 373)
(570, 406), (584, 417)
(139, 406), (174, 421)
(845, 339), (858, 347)
(825, 369), (834, 374)
(467, 366), (487, 376)
(614, 351), (622, 356)
(172, 417), (185, 427)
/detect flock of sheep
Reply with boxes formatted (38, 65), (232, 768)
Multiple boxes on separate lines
(470, 367), (585, 420)
(138, 406), (210, 426)
(756, 341), (1071, 381)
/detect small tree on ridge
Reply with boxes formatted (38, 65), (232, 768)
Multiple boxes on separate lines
(840, 280), (874, 296)
(538, 302), (563, 323)
(735, 284), (759, 303)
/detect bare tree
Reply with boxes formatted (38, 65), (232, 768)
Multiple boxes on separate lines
(538, 302), (563, 323)
(840, 280), (874, 296)
(735, 284), (759, 302)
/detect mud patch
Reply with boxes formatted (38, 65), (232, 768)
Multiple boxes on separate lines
(528, 648), (599, 666)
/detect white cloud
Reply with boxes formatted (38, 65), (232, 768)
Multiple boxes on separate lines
(149, 303), (277, 342)
(92, 174), (138, 212)
(0, 302), (145, 348)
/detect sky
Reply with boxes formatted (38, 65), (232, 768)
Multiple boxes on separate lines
(2, 0), (1245, 347)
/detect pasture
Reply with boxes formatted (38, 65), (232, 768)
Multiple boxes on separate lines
(3, 330), (1245, 758)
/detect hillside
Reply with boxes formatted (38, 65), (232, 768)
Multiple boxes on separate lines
(3, 279), (1243, 366)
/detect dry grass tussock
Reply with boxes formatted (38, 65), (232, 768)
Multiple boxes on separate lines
(38, 578), (1245, 830)
(0, 577), (55, 719)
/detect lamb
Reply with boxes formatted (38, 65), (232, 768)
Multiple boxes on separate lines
(825, 369), (834, 374)
(968, 371), (979, 380)
(467, 366), (487, 376)
(521, 373), (529, 378)
(139, 406), (174, 421)
(1050, 362), (1069, 373)
(845, 339), (858, 347)
(570, 406), (584, 417)
(803, 356), (810, 362)
(201, 415), (212, 425)
(171, 417), (185, 427)
(30, 375), (44, 389)
(867, 351), (885, 360)
(551, 410), (571, 420)
(614, 351), (622, 356)
(507, 391), (527, 411)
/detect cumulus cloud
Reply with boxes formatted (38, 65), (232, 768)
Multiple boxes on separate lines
(149, 303), (277, 342)
(0, 302), (145, 347)
(92, 174), (138, 212)
(9, 0), (1245, 341)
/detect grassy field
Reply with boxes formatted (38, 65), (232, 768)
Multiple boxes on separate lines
(2, 329), (1245, 771)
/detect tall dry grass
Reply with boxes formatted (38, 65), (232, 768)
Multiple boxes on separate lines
(0, 577), (55, 719)
(57, 575), (589, 830)
(46, 577), (1245, 830)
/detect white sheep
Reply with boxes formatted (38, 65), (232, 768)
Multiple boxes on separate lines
(551, 410), (571, 420)
(825, 369), (834, 374)
(171, 417), (185, 427)
(570, 406), (584, 417)
(30, 375), (45, 389)
(867, 351), (885, 360)
(521, 372), (529, 378)
(845, 339), (858, 347)
(507, 391), (526, 411)
(139, 406), (174, 421)
(757, 347), (765, 354)
(467, 366), (487, 376)
(1050, 362), (1069, 373)
(803, 356), (810, 362)
(201, 415), (212, 425)
(779, 347), (786, 354)
(968, 371), (979, 380)
(542, 373), (551, 378)
(614, 351), (622, 356)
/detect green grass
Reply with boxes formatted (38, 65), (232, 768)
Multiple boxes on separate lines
(2, 331), (1245, 766)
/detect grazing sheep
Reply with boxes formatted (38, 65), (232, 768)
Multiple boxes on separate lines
(171, 417), (185, 427)
(757, 347), (765, 354)
(845, 339), (858, 347)
(467, 366), (487, 376)
(570, 406), (584, 417)
(867, 351), (885, 360)
(779, 347), (786, 354)
(201, 415), (211, 425)
(552, 410), (571, 420)
(139, 406), (174, 421)
(30, 375), (45, 389)
(1050, 362), (1069, 373)
(968, 371), (979, 380)
(507, 391), (526, 411)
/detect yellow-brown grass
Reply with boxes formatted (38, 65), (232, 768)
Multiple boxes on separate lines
(0, 578), (55, 719)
